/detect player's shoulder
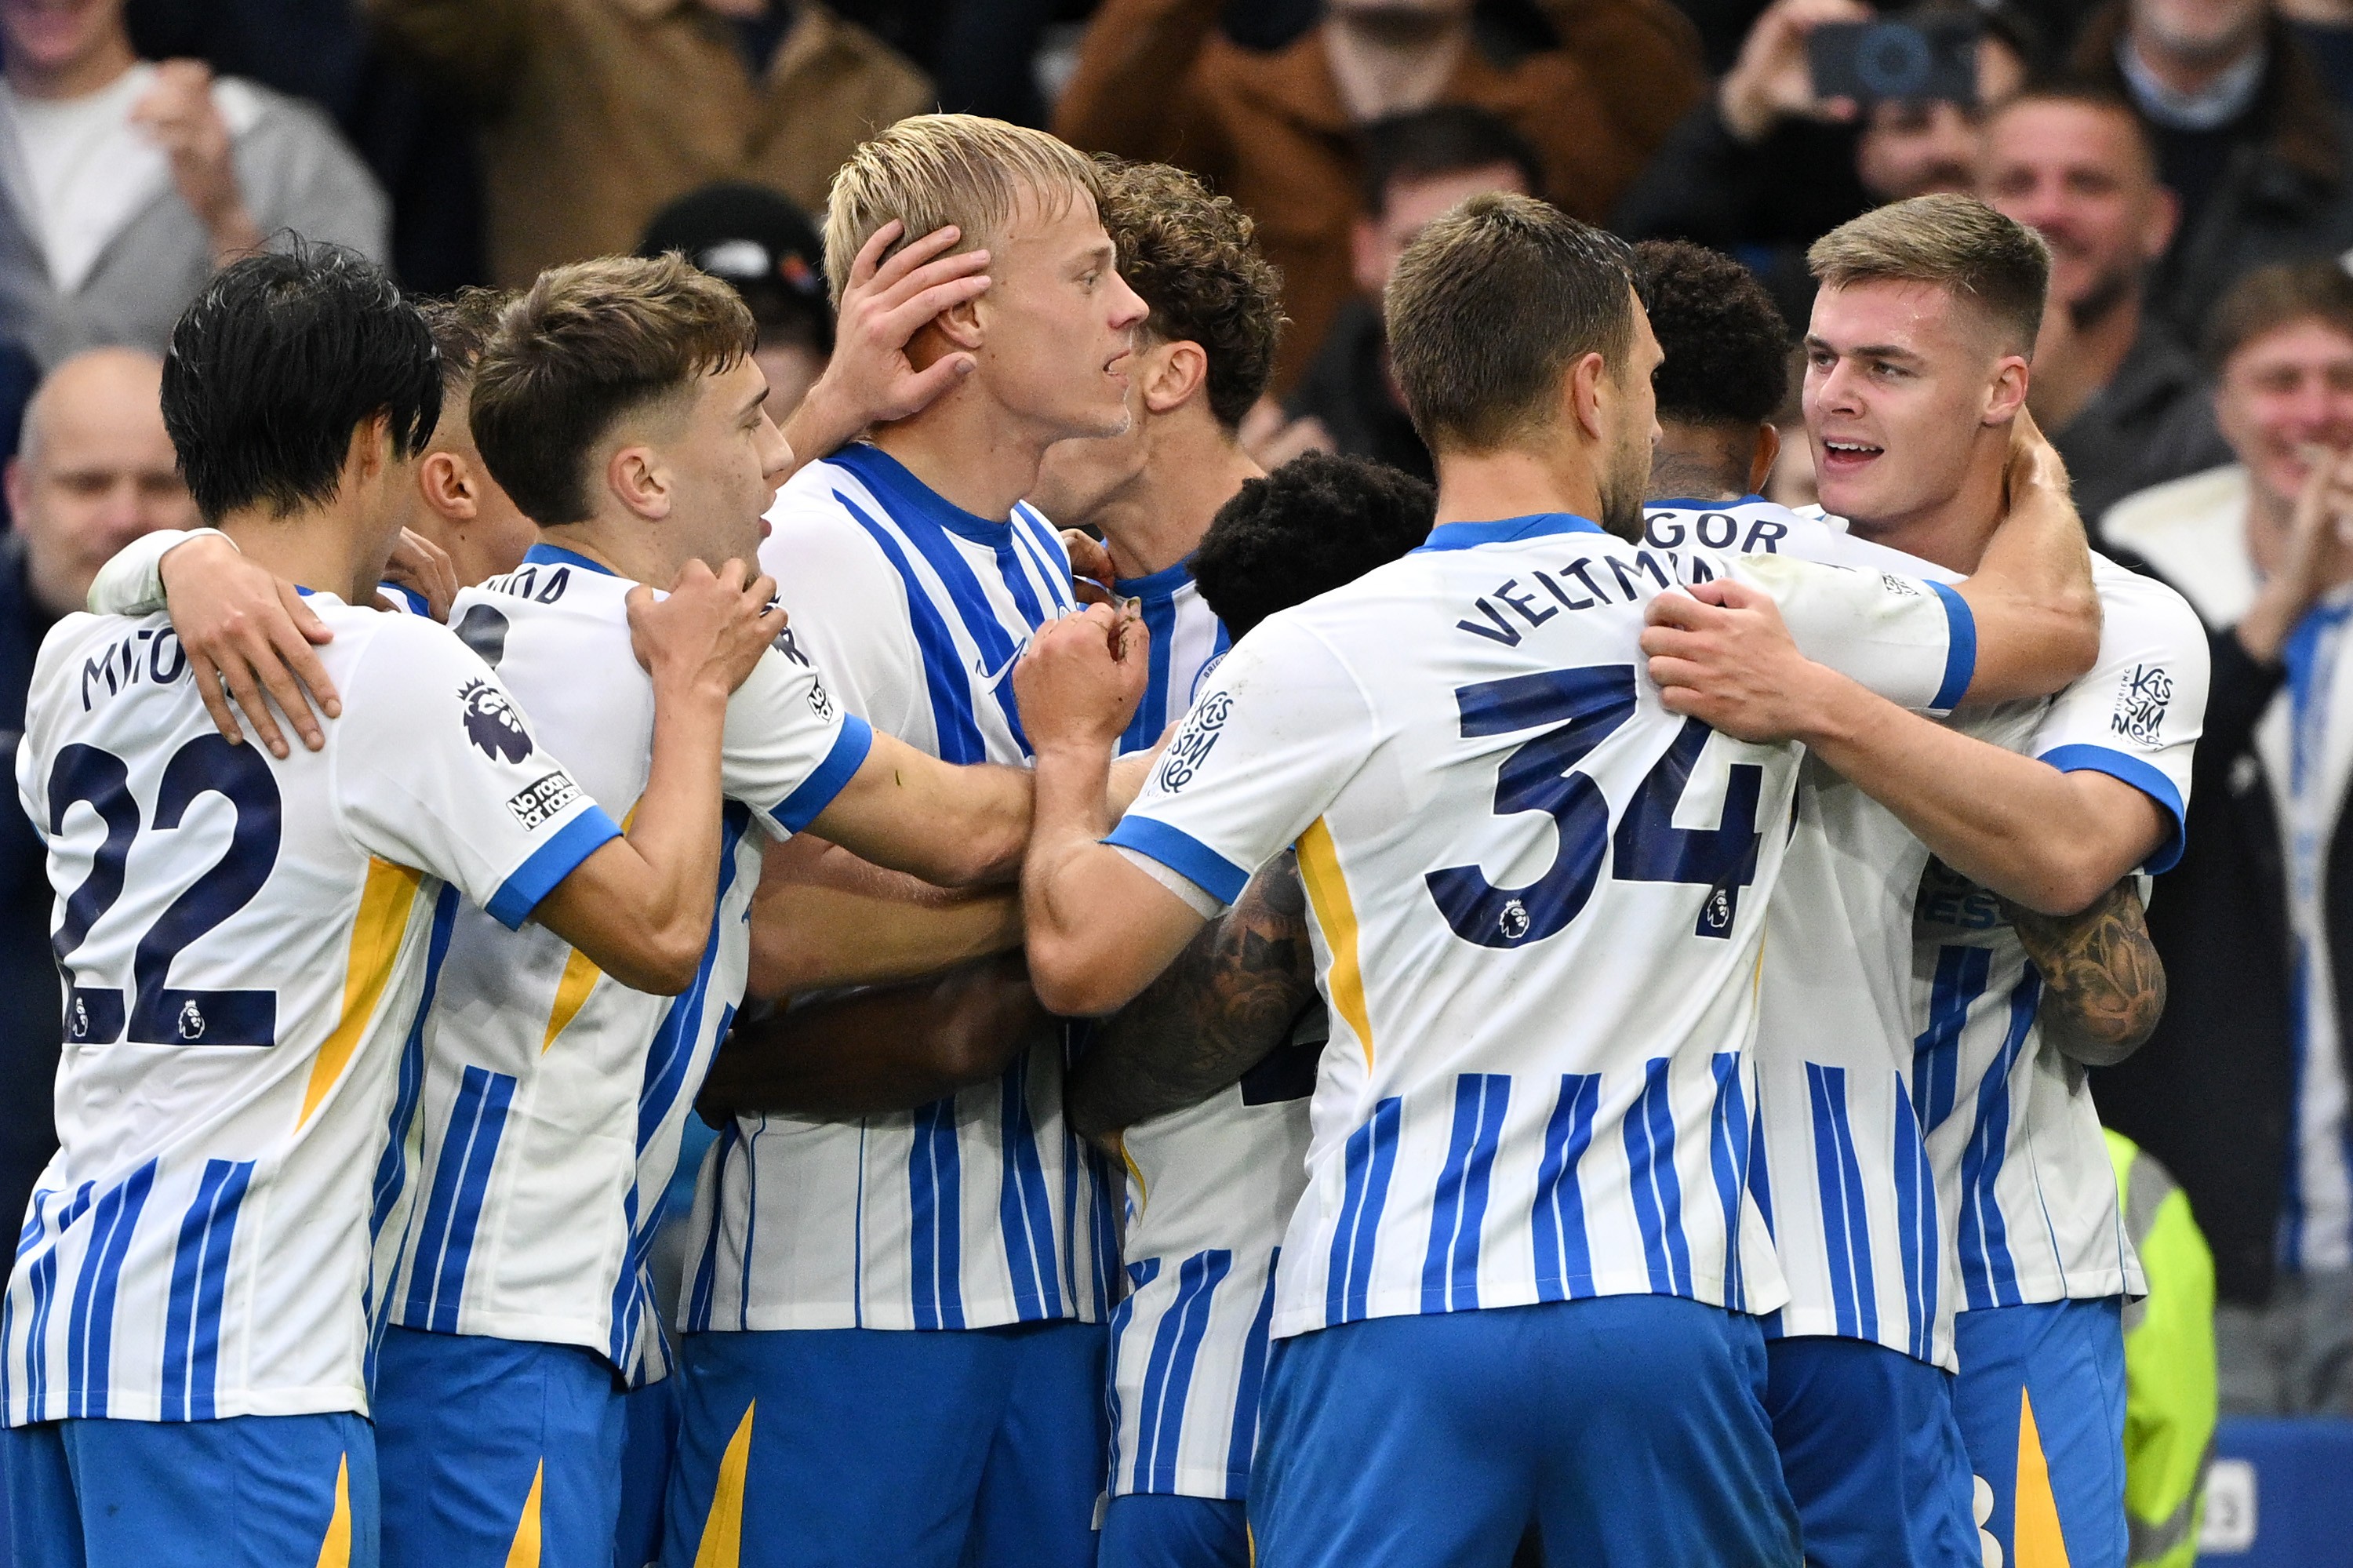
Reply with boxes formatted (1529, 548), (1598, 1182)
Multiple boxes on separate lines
(2089, 550), (2206, 646)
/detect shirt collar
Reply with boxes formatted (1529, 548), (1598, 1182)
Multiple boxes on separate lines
(830, 441), (1017, 543)
(1113, 556), (1195, 598)
(1412, 513), (1608, 554)
(522, 542), (616, 576)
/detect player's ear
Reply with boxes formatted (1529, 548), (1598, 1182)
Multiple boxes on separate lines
(1566, 351), (1608, 443)
(1747, 422), (1782, 496)
(1984, 354), (2030, 427)
(1143, 340), (1206, 417)
(1351, 216), (1385, 297)
(931, 288), (987, 353)
(418, 451), (478, 523)
(607, 442), (671, 521)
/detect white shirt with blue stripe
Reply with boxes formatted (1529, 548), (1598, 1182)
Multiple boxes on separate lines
(1108, 511), (1977, 1344)
(5, 593), (618, 1424)
(369, 545), (868, 1381)
(681, 443), (1119, 1333)
(1915, 555), (2205, 1313)
(1100, 560), (1309, 1502)
(1644, 498), (1978, 1369)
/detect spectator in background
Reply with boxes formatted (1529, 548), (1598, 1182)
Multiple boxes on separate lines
(2280, 0), (2353, 108)
(1250, 106), (1538, 482)
(1980, 84), (2227, 522)
(1617, 0), (2035, 329)
(1053, 0), (1706, 392)
(640, 182), (836, 427)
(0, 341), (37, 530)
(365, 0), (931, 291)
(0, 0), (387, 370)
(2072, 0), (2353, 342)
(2095, 260), (2353, 1417)
(0, 347), (197, 1245)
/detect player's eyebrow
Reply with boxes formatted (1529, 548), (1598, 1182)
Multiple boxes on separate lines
(737, 382), (769, 420)
(1806, 334), (1923, 365)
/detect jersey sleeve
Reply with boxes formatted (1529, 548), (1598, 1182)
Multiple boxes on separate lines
(759, 494), (926, 742)
(1725, 553), (1973, 712)
(2028, 572), (2209, 875)
(722, 642), (875, 841)
(332, 617), (621, 930)
(85, 529), (211, 616)
(1104, 617), (1374, 908)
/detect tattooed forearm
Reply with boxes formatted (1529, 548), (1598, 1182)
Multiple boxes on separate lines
(1065, 852), (1318, 1151)
(2000, 879), (2167, 1068)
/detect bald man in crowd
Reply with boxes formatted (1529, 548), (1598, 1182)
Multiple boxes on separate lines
(0, 347), (196, 1229)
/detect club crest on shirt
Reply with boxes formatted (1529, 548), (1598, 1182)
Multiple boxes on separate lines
(460, 677), (534, 763)
(2111, 663), (2173, 747)
(1158, 692), (1231, 793)
(1189, 652), (1227, 705)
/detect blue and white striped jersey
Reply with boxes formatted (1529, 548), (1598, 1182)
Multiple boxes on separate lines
(1644, 499), (1974, 1370)
(1112, 511), (1977, 1342)
(1113, 559), (1229, 754)
(1915, 558), (2206, 1312)
(370, 546), (868, 1381)
(682, 442), (1119, 1333)
(1099, 559), (1307, 1501)
(5, 596), (616, 1424)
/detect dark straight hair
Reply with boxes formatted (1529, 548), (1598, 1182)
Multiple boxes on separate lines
(161, 241), (441, 523)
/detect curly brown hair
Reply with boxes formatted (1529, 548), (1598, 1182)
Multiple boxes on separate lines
(1094, 158), (1284, 430)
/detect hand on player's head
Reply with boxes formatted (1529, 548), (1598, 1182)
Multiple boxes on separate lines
(1013, 603), (1150, 753)
(830, 220), (991, 425)
(626, 557), (789, 697)
(155, 533), (340, 759)
(1639, 578), (1824, 743)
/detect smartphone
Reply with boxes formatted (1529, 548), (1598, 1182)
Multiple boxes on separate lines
(1808, 16), (1981, 106)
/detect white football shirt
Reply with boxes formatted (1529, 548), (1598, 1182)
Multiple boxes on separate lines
(1111, 511), (1975, 1341)
(683, 442), (1119, 1333)
(1646, 498), (1975, 1370)
(371, 544), (870, 1379)
(4, 596), (617, 1424)
(1099, 561), (1310, 1502)
(1915, 558), (2206, 1311)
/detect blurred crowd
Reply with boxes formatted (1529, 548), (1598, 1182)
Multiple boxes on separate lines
(2, 0), (2352, 1435)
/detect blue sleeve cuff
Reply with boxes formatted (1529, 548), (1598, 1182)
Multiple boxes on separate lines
(769, 714), (874, 835)
(1926, 581), (1977, 711)
(486, 804), (623, 929)
(1104, 816), (1250, 907)
(2038, 744), (2188, 875)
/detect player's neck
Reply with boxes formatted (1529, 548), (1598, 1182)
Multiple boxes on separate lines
(870, 383), (1056, 526)
(402, 511), (503, 591)
(1841, 442), (2008, 573)
(1090, 421), (1261, 580)
(1431, 444), (1609, 533)
(530, 518), (669, 588)
(216, 499), (387, 606)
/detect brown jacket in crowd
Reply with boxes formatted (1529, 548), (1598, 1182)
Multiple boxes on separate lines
(1053, 0), (1707, 393)
(368, 0), (933, 288)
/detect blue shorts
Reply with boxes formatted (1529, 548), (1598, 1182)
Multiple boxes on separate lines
(2, 1410), (377, 1567)
(1953, 1299), (2127, 1568)
(373, 1325), (627, 1568)
(616, 1377), (679, 1568)
(661, 1321), (1106, 1568)
(1249, 1297), (1800, 1568)
(1097, 1493), (1249, 1568)
(1762, 1337), (1979, 1567)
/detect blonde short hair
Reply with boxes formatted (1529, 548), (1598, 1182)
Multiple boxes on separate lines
(824, 114), (1101, 303)
(1807, 194), (2049, 355)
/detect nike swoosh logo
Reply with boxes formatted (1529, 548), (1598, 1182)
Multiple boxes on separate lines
(975, 638), (1031, 690)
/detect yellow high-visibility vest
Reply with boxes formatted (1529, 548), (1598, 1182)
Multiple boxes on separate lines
(2105, 1129), (2217, 1568)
